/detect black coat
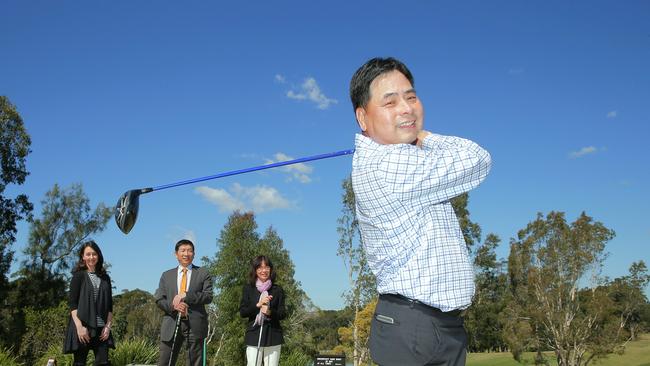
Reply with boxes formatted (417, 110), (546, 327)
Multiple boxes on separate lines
(239, 284), (286, 347)
(64, 270), (114, 353)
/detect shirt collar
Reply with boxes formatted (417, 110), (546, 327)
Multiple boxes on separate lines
(178, 264), (193, 273)
(355, 133), (380, 150)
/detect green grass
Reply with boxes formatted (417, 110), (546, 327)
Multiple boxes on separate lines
(467, 334), (650, 366)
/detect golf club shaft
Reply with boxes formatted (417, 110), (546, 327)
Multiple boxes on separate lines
(168, 312), (182, 366)
(152, 149), (355, 192)
(255, 320), (264, 366)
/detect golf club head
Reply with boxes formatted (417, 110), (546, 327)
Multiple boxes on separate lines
(115, 188), (152, 234)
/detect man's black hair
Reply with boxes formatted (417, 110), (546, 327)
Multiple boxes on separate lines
(349, 57), (415, 112)
(175, 239), (195, 252)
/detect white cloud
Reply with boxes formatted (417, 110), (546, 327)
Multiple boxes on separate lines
(265, 152), (314, 183)
(286, 77), (337, 109)
(195, 184), (291, 213)
(286, 90), (307, 100)
(607, 110), (617, 119)
(195, 186), (245, 212)
(166, 227), (197, 247)
(569, 146), (597, 159)
(275, 74), (286, 83)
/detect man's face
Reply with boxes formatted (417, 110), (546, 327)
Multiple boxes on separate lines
(356, 70), (424, 145)
(175, 244), (195, 267)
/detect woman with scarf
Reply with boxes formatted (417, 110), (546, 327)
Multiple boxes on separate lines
(64, 241), (114, 365)
(240, 255), (286, 366)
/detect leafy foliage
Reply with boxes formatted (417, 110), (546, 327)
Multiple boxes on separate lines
(0, 346), (23, 366)
(109, 337), (159, 366)
(19, 301), (69, 365)
(505, 211), (621, 366)
(0, 96), (33, 349)
(0, 95), (33, 245)
(465, 233), (508, 352)
(336, 177), (376, 366)
(451, 192), (482, 250)
(302, 308), (353, 355)
(112, 289), (162, 342)
(20, 183), (112, 278)
(35, 342), (83, 366)
(279, 348), (313, 366)
(335, 298), (376, 364)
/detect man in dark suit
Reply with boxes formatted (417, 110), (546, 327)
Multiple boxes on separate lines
(155, 239), (213, 366)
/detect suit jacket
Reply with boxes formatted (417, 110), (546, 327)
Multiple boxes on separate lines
(155, 264), (213, 341)
(239, 284), (286, 347)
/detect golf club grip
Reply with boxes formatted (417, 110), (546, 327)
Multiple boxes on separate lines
(152, 148), (355, 191)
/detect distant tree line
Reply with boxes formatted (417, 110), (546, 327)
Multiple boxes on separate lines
(1, 95), (648, 366)
(334, 176), (650, 366)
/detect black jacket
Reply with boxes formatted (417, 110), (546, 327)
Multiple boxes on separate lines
(239, 284), (286, 347)
(64, 270), (114, 353)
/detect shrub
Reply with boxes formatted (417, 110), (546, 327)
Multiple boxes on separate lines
(0, 346), (23, 366)
(280, 348), (312, 366)
(109, 337), (158, 366)
(34, 342), (87, 366)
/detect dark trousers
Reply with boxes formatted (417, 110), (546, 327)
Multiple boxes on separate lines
(370, 294), (467, 366)
(158, 319), (204, 366)
(73, 329), (110, 366)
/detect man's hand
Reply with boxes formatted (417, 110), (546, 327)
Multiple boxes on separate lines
(415, 130), (431, 148)
(174, 301), (189, 316)
(172, 293), (186, 308)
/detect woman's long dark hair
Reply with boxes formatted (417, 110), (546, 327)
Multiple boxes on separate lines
(248, 255), (276, 286)
(72, 240), (106, 275)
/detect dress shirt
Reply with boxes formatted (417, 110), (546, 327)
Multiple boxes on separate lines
(352, 133), (491, 311)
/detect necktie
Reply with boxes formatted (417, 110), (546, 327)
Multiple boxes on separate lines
(180, 268), (188, 295)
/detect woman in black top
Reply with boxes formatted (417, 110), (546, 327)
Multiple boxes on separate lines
(239, 255), (286, 366)
(64, 241), (114, 365)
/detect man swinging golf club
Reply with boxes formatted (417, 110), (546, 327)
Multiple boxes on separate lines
(155, 239), (213, 366)
(350, 57), (492, 365)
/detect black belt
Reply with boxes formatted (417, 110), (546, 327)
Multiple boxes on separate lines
(379, 294), (462, 317)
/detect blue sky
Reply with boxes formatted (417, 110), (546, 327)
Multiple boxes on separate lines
(2, 1), (648, 309)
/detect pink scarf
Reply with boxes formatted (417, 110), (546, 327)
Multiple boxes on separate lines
(254, 279), (272, 326)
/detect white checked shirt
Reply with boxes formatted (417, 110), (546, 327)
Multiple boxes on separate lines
(352, 133), (491, 311)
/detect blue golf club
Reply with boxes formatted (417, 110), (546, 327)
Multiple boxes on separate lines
(115, 149), (354, 234)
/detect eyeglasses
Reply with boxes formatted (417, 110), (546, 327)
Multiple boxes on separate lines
(256, 266), (271, 271)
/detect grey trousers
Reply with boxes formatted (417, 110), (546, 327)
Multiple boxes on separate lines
(370, 294), (467, 366)
(158, 319), (204, 366)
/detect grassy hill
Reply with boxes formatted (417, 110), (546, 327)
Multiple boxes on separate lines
(467, 334), (650, 366)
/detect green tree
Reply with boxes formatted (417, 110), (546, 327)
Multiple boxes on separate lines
(335, 298), (376, 365)
(451, 192), (482, 251)
(465, 233), (508, 352)
(336, 177), (376, 366)
(112, 289), (162, 342)
(302, 308), (353, 355)
(505, 211), (624, 366)
(20, 183), (112, 281)
(609, 261), (650, 341)
(204, 211), (308, 366)
(0, 96), (33, 348)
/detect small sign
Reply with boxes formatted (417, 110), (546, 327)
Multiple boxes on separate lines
(314, 354), (345, 366)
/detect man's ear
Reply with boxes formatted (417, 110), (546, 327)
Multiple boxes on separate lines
(355, 107), (367, 131)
